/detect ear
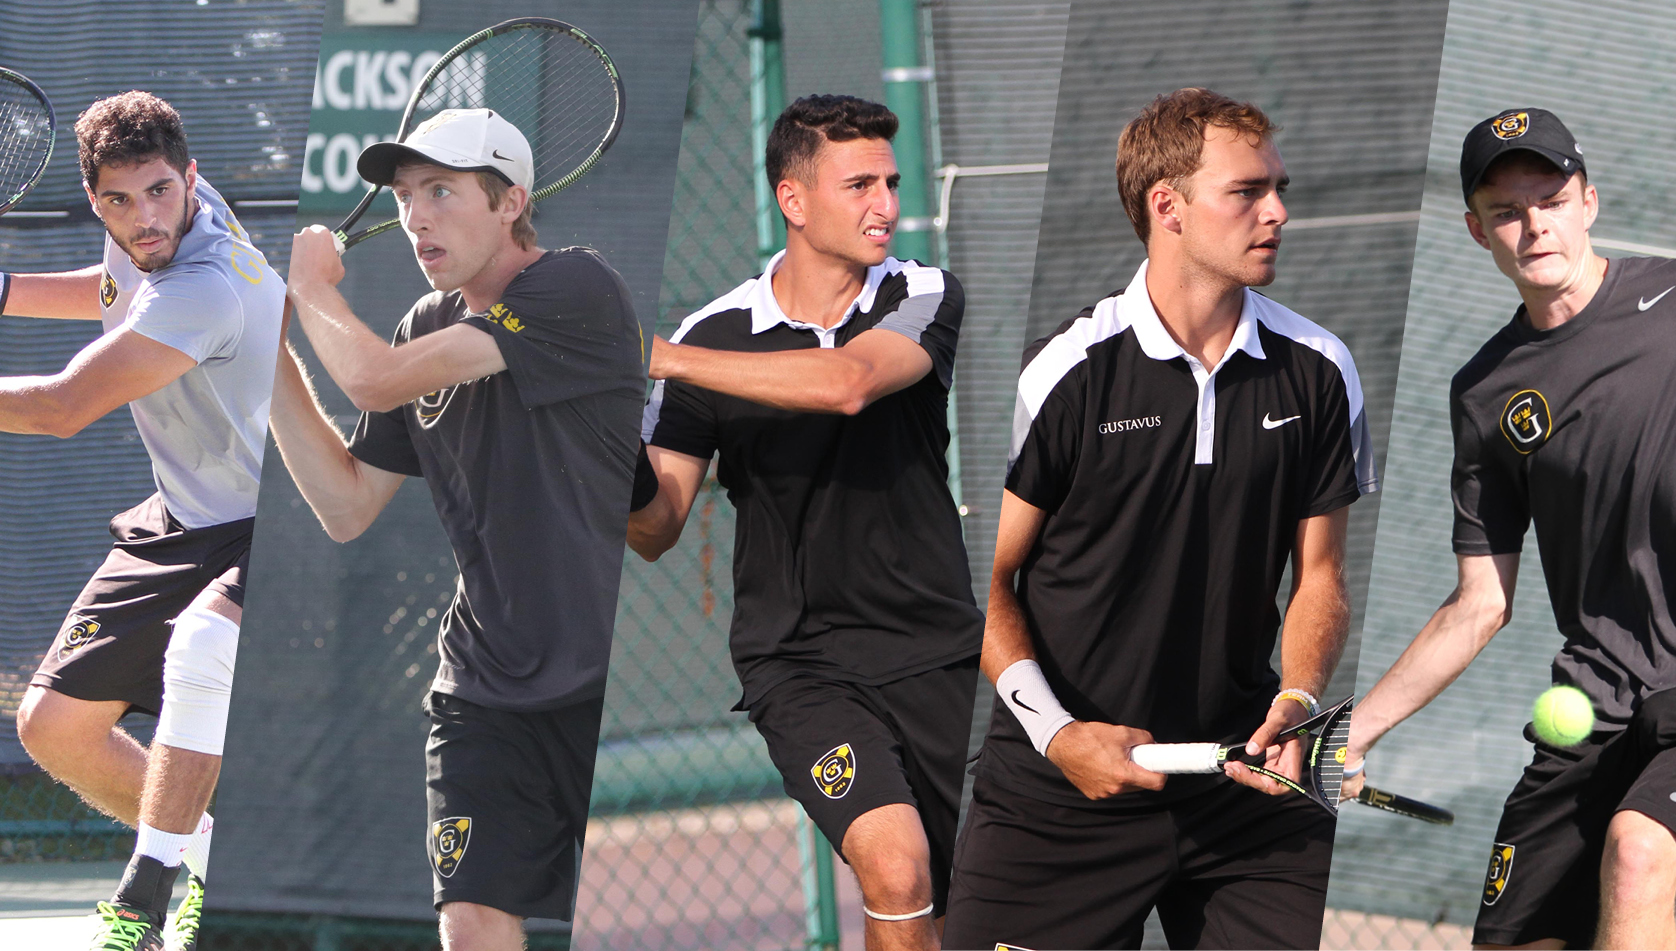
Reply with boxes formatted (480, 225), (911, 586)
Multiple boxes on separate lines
(777, 177), (806, 230)
(84, 180), (100, 218)
(1149, 182), (1183, 237)
(1462, 207), (1492, 251)
(184, 159), (198, 194)
(504, 184), (530, 224)
(1581, 182), (1598, 232)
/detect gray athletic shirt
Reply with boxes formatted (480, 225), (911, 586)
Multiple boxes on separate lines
(100, 178), (284, 529)
(1451, 256), (1676, 727)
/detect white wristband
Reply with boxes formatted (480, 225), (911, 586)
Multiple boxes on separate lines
(997, 659), (1076, 755)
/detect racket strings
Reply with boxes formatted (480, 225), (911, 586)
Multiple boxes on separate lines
(0, 82), (52, 200)
(408, 28), (618, 197)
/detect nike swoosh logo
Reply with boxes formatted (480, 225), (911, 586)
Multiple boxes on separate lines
(1640, 287), (1675, 311)
(1010, 690), (1039, 715)
(1262, 413), (1301, 430)
(492, 149), (513, 162)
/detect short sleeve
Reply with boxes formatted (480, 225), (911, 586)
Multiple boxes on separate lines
(1450, 387), (1530, 554)
(125, 268), (242, 363)
(462, 250), (644, 410)
(643, 378), (719, 462)
(873, 265), (964, 388)
(347, 407), (423, 477)
(1299, 369), (1364, 518)
(1005, 378), (1083, 515)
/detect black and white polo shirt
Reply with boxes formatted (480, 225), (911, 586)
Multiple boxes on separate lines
(976, 259), (1378, 806)
(643, 251), (984, 710)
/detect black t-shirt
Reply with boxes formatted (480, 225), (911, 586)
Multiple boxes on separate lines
(348, 248), (644, 712)
(643, 252), (984, 708)
(1451, 255), (1676, 728)
(976, 261), (1378, 806)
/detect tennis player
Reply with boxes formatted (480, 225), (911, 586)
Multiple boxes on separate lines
(0, 91), (281, 950)
(941, 87), (1378, 950)
(1345, 108), (1676, 949)
(631, 94), (982, 951)
(271, 108), (643, 951)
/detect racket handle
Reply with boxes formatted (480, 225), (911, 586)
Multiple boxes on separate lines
(1356, 786), (1455, 825)
(332, 230), (347, 256)
(1129, 742), (1224, 773)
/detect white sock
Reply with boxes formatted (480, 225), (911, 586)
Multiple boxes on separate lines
(183, 813), (213, 881)
(134, 822), (191, 868)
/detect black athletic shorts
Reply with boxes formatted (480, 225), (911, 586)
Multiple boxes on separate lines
(748, 656), (979, 915)
(30, 494), (252, 716)
(424, 690), (604, 920)
(943, 774), (1334, 950)
(1474, 687), (1676, 948)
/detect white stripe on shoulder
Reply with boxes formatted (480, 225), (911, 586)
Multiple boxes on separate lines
(1245, 294), (1365, 422)
(667, 276), (757, 344)
(642, 277), (758, 441)
(1010, 295), (1133, 463)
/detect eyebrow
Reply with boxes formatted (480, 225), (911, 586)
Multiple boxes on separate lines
(99, 176), (174, 199)
(393, 170), (456, 189)
(1482, 187), (1567, 211)
(1230, 175), (1289, 189)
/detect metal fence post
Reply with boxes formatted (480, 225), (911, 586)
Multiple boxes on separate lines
(799, 810), (842, 950)
(749, 0), (787, 271)
(879, 0), (934, 265)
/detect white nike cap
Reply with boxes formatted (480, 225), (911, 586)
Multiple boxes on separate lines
(358, 108), (534, 192)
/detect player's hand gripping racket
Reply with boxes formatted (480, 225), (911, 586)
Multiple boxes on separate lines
(1129, 696), (1454, 824)
(332, 17), (624, 252)
(0, 67), (55, 217)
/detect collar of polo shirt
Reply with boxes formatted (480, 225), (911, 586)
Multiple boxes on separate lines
(1122, 259), (1267, 369)
(746, 249), (888, 346)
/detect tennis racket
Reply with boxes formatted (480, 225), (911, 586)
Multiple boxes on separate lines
(1130, 696), (1454, 824)
(333, 17), (625, 252)
(0, 67), (55, 217)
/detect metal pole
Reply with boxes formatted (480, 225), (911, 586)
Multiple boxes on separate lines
(799, 811), (842, 950)
(750, 0), (787, 271)
(879, 0), (934, 264)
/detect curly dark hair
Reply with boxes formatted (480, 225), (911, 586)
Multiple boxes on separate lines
(76, 91), (190, 190)
(765, 94), (898, 190)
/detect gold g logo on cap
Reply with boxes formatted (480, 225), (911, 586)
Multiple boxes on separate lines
(1491, 112), (1529, 140)
(100, 271), (118, 308)
(1482, 843), (1515, 905)
(811, 744), (855, 800)
(429, 816), (472, 878)
(1500, 389), (1551, 454)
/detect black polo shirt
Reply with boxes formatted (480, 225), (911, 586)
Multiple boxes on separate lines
(1452, 255), (1676, 729)
(643, 251), (984, 709)
(348, 247), (644, 712)
(975, 259), (1378, 806)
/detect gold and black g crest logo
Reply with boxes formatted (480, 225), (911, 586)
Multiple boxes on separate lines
(1491, 112), (1529, 140)
(1500, 389), (1551, 454)
(429, 817), (472, 878)
(1482, 842), (1515, 905)
(99, 271), (118, 308)
(58, 617), (101, 658)
(811, 744), (855, 800)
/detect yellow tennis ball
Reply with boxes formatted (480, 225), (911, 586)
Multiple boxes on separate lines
(1532, 686), (1594, 747)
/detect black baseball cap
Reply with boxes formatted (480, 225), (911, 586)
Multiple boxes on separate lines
(1460, 108), (1586, 205)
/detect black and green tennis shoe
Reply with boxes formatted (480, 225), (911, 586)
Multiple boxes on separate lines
(88, 900), (165, 951)
(165, 875), (205, 951)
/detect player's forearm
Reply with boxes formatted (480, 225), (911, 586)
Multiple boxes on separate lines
(0, 376), (88, 437)
(982, 575), (1039, 685)
(1352, 588), (1506, 753)
(654, 341), (877, 415)
(288, 282), (414, 413)
(269, 344), (392, 542)
(0, 267), (103, 320)
(1278, 568), (1352, 700)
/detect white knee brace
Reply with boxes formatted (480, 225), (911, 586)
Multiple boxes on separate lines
(155, 604), (240, 756)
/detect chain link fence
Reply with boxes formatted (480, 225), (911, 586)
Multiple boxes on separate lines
(570, 3), (846, 948)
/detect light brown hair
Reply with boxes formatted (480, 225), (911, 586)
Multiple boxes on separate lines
(1116, 88), (1277, 243)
